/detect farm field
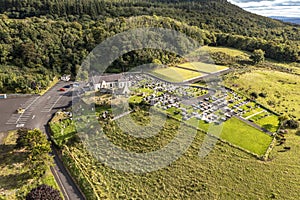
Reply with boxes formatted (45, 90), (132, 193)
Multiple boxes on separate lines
(0, 131), (59, 199)
(150, 67), (204, 82)
(224, 70), (300, 120)
(177, 62), (228, 73)
(50, 112), (300, 200)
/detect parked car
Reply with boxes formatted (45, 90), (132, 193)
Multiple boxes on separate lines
(59, 88), (66, 92)
(17, 107), (25, 114)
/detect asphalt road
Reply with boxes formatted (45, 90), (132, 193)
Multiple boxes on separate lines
(0, 81), (85, 200)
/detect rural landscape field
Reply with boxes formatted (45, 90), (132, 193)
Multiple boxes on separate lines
(0, 0), (300, 199)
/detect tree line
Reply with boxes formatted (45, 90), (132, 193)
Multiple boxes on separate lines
(0, 1), (300, 93)
(1, 0), (300, 42)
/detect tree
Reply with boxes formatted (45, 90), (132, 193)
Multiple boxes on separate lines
(278, 114), (289, 123)
(250, 92), (258, 99)
(251, 49), (265, 64)
(26, 184), (62, 200)
(15, 128), (30, 149)
(284, 119), (299, 129)
(15, 128), (53, 178)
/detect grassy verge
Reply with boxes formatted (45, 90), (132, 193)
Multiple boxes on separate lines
(0, 131), (60, 200)
(39, 77), (59, 96)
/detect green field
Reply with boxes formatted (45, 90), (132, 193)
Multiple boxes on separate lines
(187, 117), (272, 155)
(249, 114), (280, 133)
(50, 111), (300, 199)
(221, 117), (272, 155)
(0, 131), (59, 199)
(177, 62), (228, 73)
(225, 70), (300, 120)
(201, 46), (251, 59)
(150, 67), (203, 82)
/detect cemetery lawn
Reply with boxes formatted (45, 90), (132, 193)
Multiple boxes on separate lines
(220, 117), (272, 155)
(150, 67), (203, 82)
(177, 62), (228, 73)
(50, 111), (300, 200)
(249, 114), (280, 133)
(187, 117), (272, 155)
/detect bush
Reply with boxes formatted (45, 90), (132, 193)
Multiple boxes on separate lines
(26, 184), (62, 200)
(250, 92), (258, 99)
(284, 119), (299, 129)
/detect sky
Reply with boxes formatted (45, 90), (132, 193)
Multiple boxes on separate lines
(228, 0), (300, 17)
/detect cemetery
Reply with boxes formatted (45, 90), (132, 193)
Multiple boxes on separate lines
(74, 73), (280, 155)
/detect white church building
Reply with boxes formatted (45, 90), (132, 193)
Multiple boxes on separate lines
(91, 74), (131, 95)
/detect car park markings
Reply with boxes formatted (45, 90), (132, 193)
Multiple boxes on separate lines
(41, 94), (64, 112)
(6, 96), (40, 125)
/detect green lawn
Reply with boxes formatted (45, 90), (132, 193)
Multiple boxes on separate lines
(177, 62), (228, 73)
(128, 95), (143, 104)
(150, 67), (203, 82)
(242, 107), (264, 118)
(250, 114), (280, 133)
(221, 117), (273, 155)
(187, 117), (272, 155)
(201, 46), (251, 59)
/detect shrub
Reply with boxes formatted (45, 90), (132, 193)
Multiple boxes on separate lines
(26, 184), (62, 200)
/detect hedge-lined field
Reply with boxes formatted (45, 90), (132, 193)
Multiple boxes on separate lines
(150, 67), (204, 82)
(225, 70), (300, 120)
(50, 112), (300, 199)
(177, 62), (228, 73)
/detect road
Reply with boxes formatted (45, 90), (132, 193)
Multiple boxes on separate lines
(1, 81), (85, 200)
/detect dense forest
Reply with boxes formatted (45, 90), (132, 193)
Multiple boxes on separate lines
(0, 0), (299, 93)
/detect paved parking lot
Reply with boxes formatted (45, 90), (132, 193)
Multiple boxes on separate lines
(0, 96), (33, 132)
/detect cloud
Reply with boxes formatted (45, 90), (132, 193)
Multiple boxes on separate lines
(228, 0), (300, 17)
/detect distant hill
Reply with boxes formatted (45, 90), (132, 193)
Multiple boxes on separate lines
(270, 16), (300, 25)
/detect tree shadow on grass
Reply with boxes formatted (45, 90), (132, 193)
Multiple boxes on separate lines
(262, 124), (274, 132)
(0, 144), (28, 167)
(0, 171), (31, 190)
(0, 143), (31, 191)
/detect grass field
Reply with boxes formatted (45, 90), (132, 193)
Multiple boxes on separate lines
(51, 111), (300, 200)
(201, 46), (251, 59)
(221, 117), (272, 155)
(177, 62), (228, 73)
(224, 70), (300, 120)
(150, 67), (204, 82)
(0, 131), (59, 199)
(187, 117), (272, 155)
(249, 114), (280, 133)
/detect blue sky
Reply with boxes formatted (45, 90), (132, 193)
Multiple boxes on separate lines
(228, 0), (300, 17)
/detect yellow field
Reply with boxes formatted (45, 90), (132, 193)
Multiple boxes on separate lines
(150, 67), (204, 82)
(177, 62), (228, 73)
(201, 46), (251, 58)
